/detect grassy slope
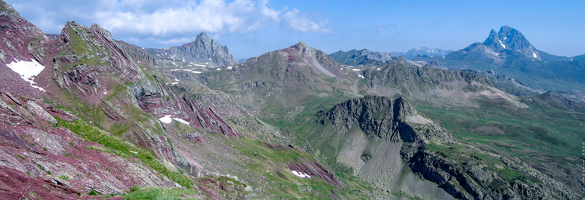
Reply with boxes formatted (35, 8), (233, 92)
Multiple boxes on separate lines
(412, 97), (584, 193)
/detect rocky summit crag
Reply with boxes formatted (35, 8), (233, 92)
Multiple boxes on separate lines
(0, 1), (583, 199)
(145, 32), (238, 67)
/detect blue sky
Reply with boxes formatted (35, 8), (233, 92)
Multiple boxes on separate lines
(6, 0), (585, 59)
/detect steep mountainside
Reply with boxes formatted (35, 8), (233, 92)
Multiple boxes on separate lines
(444, 26), (585, 92)
(145, 32), (237, 67)
(0, 2), (375, 199)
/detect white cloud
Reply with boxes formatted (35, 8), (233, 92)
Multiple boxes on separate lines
(6, 0), (331, 48)
(94, 0), (328, 37)
(281, 8), (331, 33)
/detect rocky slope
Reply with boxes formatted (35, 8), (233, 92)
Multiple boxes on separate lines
(308, 96), (455, 199)
(309, 96), (577, 199)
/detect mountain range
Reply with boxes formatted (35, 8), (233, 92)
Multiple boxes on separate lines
(392, 47), (454, 60)
(0, 1), (583, 199)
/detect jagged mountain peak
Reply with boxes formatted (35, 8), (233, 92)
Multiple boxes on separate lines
(196, 31), (210, 39)
(291, 41), (311, 51)
(188, 32), (213, 47)
(483, 26), (538, 58)
(145, 31), (237, 66)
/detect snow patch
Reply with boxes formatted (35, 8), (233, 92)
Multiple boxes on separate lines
(159, 115), (172, 124)
(227, 66), (233, 70)
(498, 39), (506, 49)
(6, 60), (46, 92)
(532, 52), (537, 58)
(159, 115), (190, 126)
(171, 69), (202, 74)
(172, 118), (190, 126)
(291, 170), (311, 178)
(351, 68), (361, 72)
(358, 74), (365, 79)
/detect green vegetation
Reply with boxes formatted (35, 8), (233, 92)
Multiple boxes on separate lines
(415, 98), (583, 159)
(221, 137), (373, 199)
(58, 174), (71, 181)
(123, 187), (198, 200)
(88, 189), (100, 196)
(56, 118), (193, 188)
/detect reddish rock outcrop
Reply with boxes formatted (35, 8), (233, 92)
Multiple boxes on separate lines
(288, 158), (345, 188)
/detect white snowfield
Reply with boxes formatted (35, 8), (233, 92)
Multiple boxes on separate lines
(159, 115), (173, 123)
(158, 115), (190, 126)
(6, 59), (46, 91)
(291, 170), (311, 178)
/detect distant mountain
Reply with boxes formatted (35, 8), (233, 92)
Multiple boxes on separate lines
(329, 49), (396, 65)
(392, 47), (453, 60)
(329, 49), (439, 68)
(193, 41), (356, 111)
(145, 32), (237, 67)
(572, 54), (585, 61)
(444, 26), (585, 92)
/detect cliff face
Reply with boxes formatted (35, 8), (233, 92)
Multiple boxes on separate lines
(317, 96), (452, 143)
(309, 96), (456, 199)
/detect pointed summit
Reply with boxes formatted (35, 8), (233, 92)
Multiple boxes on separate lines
(196, 32), (210, 39)
(194, 32), (212, 45)
(497, 26), (533, 54)
(292, 41), (309, 50)
(483, 26), (538, 58)
(164, 32), (237, 66)
(484, 29), (506, 50)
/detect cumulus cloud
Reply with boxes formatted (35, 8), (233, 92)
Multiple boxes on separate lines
(281, 8), (331, 33)
(95, 0), (328, 37)
(6, 0), (331, 47)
